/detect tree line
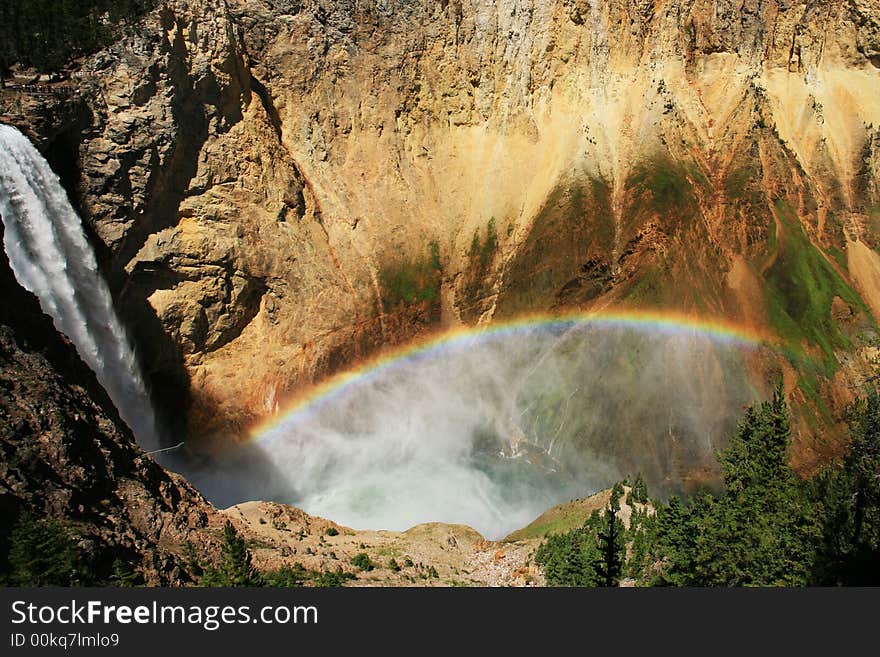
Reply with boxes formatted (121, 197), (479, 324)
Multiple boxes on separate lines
(535, 386), (880, 586)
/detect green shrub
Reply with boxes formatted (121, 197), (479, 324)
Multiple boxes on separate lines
(351, 553), (375, 571)
(627, 158), (699, 216)
(314, 569), (356, 587)
(110, 558), (143, 587)
(263, 564), (309, 588)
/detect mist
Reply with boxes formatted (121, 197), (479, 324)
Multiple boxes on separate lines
(191, 323), (759, 540)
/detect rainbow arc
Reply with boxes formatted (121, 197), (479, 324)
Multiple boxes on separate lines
(250, 309), (770, 441)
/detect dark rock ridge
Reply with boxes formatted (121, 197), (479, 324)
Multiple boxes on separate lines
(0, 222), (219, 585)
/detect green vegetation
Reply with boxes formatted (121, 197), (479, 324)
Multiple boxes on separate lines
(724, 166), (751, 200)
(627, 157), (699, 217)
(314, 569), (356, 587)
(630, 473), (648, 505)
(351, 552), (375, 572)
(535, 483), (627, 587)
(505, 500), (602, 542)
(379, 241), (442, 310)
(0, 511), (153, 587)
(325, 526), (339, 537)
(656, 388), (818, 586)
(623, 268), (665, 306)
(110, 558), (143, 586)
(0, 0), (155, 74)
(262, 563), (309, 587)
(534, 386), (880, 586)
(810, 387), (880, 585)
(723, 164), (768, 213)
(535, 509), (608, 586)
(388, 557), (401, 572)
(764, 201), (869, 372)
(594, 494), (625, 587)
(869, 205), (880, 236)
(1, 513), (94, 586)
(827, 245), (848, 271)
(201, 521), (262, 587)
(468, 218), (499, 269)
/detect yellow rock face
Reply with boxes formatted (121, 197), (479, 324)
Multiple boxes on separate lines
(30, 0), (880, 448)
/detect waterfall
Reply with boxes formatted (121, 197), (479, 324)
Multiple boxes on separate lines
(0, 124), (161, 452)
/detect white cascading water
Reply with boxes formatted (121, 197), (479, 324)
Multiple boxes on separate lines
(0, 124), (160, 452)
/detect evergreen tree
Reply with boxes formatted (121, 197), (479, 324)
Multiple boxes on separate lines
(653, 495), (702, 586)
(201, 521), (261, 587)
(469, 229), (481, 260)
(845, 387), (880, 562)
(535, 511), (602, 586)
(6, 512), (91, 586)
(625, 506), (658, 581)
(480, 218), (498, 267)
(594, 497), (624, 587)
(535, 387), (879, 588)
(610, 481), (625, 508)
(811, 386), (880, 584)
(632, 473), (648, 505)
(110, 557), (143, 587)
(690, 387), (819, 586)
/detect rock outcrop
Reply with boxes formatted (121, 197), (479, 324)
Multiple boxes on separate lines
(3, 0), (880, 454)
(0, 223), (219, 585)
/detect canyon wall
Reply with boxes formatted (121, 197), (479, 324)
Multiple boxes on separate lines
(0, 222), (220, 584)
(4, 0), (880, 457)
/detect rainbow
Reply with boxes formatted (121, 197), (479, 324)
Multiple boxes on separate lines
(249, 309), (771, 441)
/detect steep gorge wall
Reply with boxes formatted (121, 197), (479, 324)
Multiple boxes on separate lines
(4, 0), (880, 455)
(0, 221), (220, 584)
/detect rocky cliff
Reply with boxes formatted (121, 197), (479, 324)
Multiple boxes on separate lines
(4, 0), (880, 458)
(0, 223), (219, 584)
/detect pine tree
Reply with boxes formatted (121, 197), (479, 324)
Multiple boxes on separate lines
(594, 499), (624, 587)
(201, 521), (261, 587)
(6, 512), (91, 586)
(653, 495), (701, 586)
(845, 387), (880, 555)
(534, 511), (604, 586)
(469, 229), (481, 259)
(812, 386), (880, 584)
(632, 473), (648, 504)
(625, 506), (658, 582)
(689, 387), (819, 586)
